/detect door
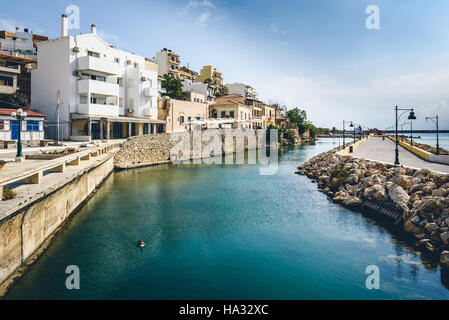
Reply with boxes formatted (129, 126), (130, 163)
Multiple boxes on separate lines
(11, 120), (19, 140)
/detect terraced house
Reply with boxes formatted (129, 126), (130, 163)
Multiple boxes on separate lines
(31, 15), (164, 141)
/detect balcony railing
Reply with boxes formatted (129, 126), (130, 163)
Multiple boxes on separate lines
(77, 56), (120, 75)
(78, 79), (119, 96)
(0, 65), (20, 74)
(78, 103), (119, 117)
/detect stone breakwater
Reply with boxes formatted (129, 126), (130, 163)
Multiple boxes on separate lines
(296, 147), (449, 266)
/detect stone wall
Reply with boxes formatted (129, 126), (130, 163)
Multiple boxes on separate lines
(0, 154), (114, 294)
(114, 129), (267, 169)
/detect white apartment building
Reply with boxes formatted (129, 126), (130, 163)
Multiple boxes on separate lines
(182, 81), (215, 105)
(226, 82), (258, 99)
(31, 15), (164, 141)
(154, 48), (181, 79)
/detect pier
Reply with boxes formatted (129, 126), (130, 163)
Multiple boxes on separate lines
(350, 136), (449, 174)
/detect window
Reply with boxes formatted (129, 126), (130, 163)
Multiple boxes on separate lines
(0, 76), (13, 86)
(96, 76), (106, 82)
(196, 116), (200, 120)
(179, 116), (184, 124)
(114, 57), (120, 64)
(27, 120), (40, 132)
(117, 78), (123, 87)
(88, 51), (99, 58)
(221, 111), (226, 118)
(134, 62), (138, 68)
(230, 111), (235, 118)
(0, 120), (4, 130)
(91, 96), (97, 104)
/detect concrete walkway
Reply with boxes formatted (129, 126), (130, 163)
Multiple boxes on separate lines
(351, 136), (449, 174)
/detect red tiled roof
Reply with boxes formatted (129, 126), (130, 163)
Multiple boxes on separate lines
(0, 108), (46, 117)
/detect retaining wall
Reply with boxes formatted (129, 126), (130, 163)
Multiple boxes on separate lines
(0, 153), (115, 294)
(114, 129), (269, 169)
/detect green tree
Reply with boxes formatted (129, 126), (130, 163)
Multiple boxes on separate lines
(215, 85), (229, 97)
(203, 78), (213, 85)
(161, 74), (183, 99)
(286, 107), (307, 126)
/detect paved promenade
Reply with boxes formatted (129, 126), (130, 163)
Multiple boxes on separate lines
(351, 136), (449, 174)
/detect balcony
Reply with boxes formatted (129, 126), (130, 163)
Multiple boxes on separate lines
(0, 65), (20, 74)
(77, 56), (120, 75)
(144, 87), (158, 97)
(0, 85), (15, 94)
(78, 79), (119, 96)
(77, 103), (119, 117)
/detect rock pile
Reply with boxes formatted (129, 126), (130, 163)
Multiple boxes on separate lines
(296, 147), (449, 265)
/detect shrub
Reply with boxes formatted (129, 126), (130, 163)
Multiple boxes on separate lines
(3, 188), (16, 201)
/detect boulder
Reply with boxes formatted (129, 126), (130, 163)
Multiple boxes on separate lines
(404, 220), (423, 234)
(441, 251), (449, 266)
(441, 232), (449, 245)
(364, 184), (388, 201)
(432, 188), (447, 197)
(342, 196), (361, 208)
(414, 168), (433, 177)
(425, 222), (438, 233)
(392, 175), (413, 189)
(333, 191), (350, 203)
(422, 183), (437, 195)
(387, 183), (410, 204)
(419, 199), (441, 214)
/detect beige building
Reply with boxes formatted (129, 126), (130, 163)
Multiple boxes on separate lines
(263, 104), (276, 128)
(155, 48), (181, 79)
(159, 97), (209, 132)
(195, 65), (223, 86)
(179, 66), (198, 81)
(210, 95), (252, 129)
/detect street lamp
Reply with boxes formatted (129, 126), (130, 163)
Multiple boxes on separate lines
(342, 120), (353, 146)
(11, 108), (27, 162)
(426, 115), (440, 155)
(394, 106), (416, 166)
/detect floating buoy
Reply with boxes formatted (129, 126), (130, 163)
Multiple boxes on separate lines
(137, 240), (145, 247)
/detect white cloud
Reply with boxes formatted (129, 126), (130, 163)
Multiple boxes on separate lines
(269, 23), (284, 34)
(256, 69), (449, 128)
(198, 11), (211, 24)
(180, 0), (215, 14)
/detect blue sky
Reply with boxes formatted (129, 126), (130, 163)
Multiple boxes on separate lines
(2, 0), (449, 129)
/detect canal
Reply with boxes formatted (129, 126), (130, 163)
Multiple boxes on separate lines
(6, 138), (449, 299)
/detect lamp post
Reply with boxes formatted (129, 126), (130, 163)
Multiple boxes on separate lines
(342, 120), (353, 146)
(426, 115), (439, 155)
(394, 106), (416, 166)
(11, 108), (27, 162)
(358, 125), (362, 140)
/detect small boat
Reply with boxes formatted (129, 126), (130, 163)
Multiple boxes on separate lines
(137, 240), (145, 248)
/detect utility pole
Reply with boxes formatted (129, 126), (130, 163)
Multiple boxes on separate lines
(56, 90), (61, 144)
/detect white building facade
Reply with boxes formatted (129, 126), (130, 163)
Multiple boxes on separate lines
(31, 16), (164, 141)
(226, 82), (258, 99)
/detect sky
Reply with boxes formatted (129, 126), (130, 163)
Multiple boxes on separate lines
(1, 0), (449, 130)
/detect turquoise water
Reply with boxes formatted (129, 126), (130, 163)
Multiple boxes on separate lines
(5, 139), (449, 300)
